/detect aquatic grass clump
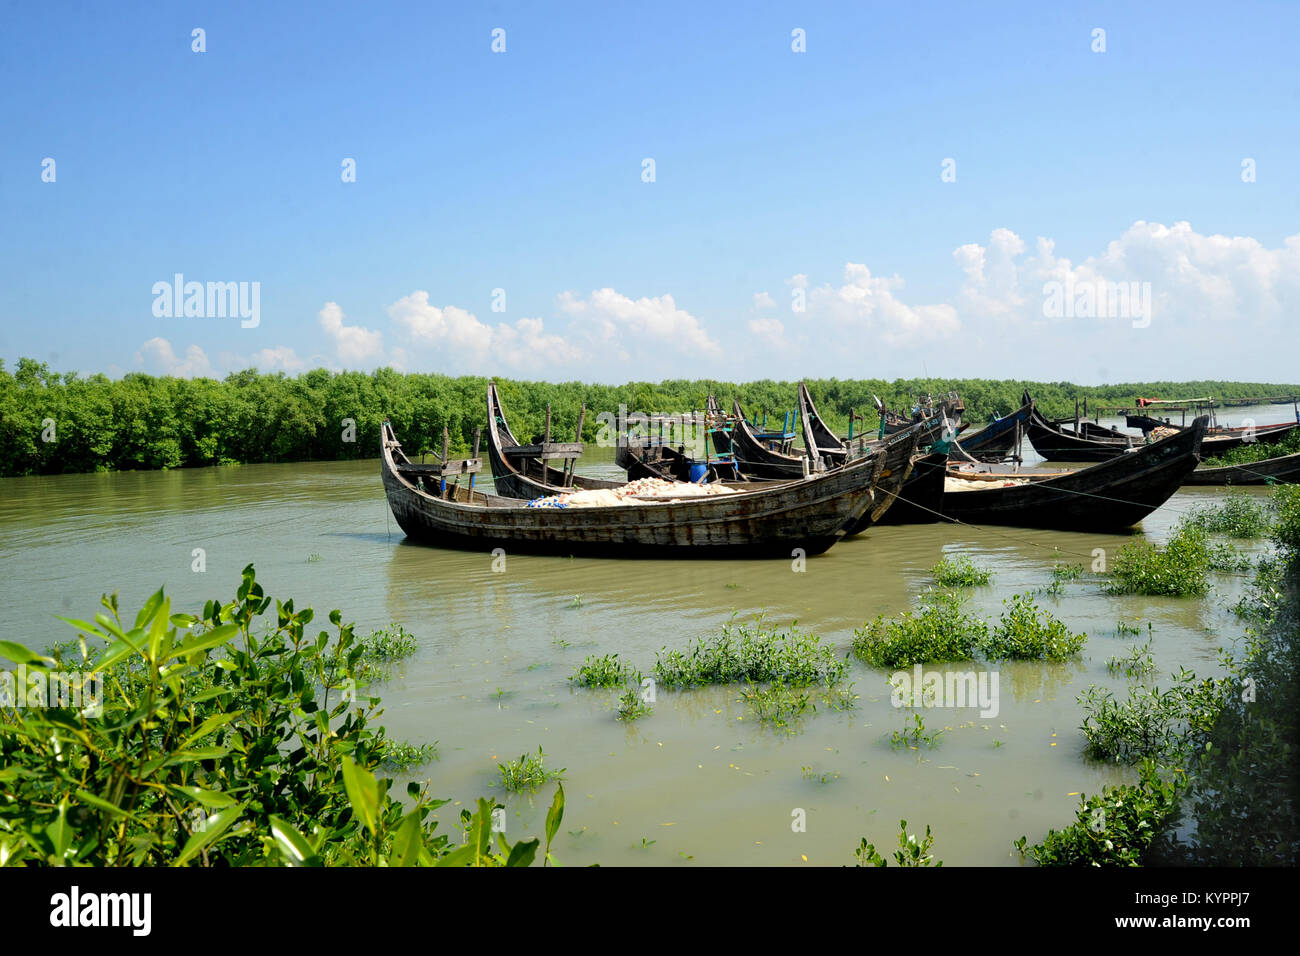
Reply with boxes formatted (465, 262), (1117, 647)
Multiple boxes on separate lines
(1103, 527), (1212, 597)
(355, 623), (418, 680)
(653, 619), (847, 688)
(740, 682), (814, 730)
(571, 653), (633, 688)
(1107, 641), (1156, 679)
(499, 747), (565, 792)
(981, 593), (1086, 661)
(851, 591), (989, 667)
(615, 682), (652, 721)
(380, 740), (439, 772)
(929, 554), (993, 588)
(890, 712), (944, 749)
(1181, 491), (1274, 539)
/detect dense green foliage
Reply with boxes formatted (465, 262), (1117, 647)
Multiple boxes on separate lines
(0, 566), (563, 866)
(1181, 491), (1275, 539)
(1023, 483), (1300, 866)
(929, 554), (993, 587)
(1103, 526), (1214, 596)
(4, 357), (1296, 475)
(653, 618), (848, 688)
(1200, 425), (1300, 467)
(852, 590), (1085, 667)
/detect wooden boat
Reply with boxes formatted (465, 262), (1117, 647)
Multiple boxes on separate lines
(939, 417), (1208, 530)
(840, 428), (924, 535)
(729, 399), (816, 479)
(381, 421), (886, 556)
(617, 438), (744, 483)
(869, 451), (948, 526)
(953, 400), (1031, 462)
(485, 382), (624, 499)
(1182, 450), (1300, 486)
(1028, 389), (1299, 462)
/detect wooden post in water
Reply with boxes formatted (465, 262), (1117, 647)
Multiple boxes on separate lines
(440, 426), (450, 495)
(469, 427), (481, 493)
(1074, 397), (1080, 435)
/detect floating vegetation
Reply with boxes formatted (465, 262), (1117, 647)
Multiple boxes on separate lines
(380, 740), (439, 772)
(1103, 527), (1212, 597)
(1181, 491), (1275, 539)
(1115, 619), (1143, 638)
(354, 623), (418, 680)
(852, 591), (989, 667)
(307, 552), (322, 563)
(982, 593), (1087, 661)
(1078, 670), (1225, 764)
(853, 591), (1085, 666)
(567, 595), (585, 608)
(890, 712), (944, 749)
(616, 683), (652, 721)
(929, 554), (993, 588)
(854, 819), (942, 867)
(571, 653), (634, 688)
(1042, 562), (1085, 595)
(1107, 641), (1156, 679)
(654, 618), (847, 688)
(801, 766), (839, 784)
(499, 747), (565, 793)
(740, 682), (815, 730)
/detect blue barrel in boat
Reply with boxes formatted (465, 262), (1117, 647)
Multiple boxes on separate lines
(688, 462), (709, 483)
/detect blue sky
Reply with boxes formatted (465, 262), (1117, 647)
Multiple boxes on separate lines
(2, 0), (1297, 384)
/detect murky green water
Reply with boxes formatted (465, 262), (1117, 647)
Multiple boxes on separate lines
(0, 410), (1280, 865)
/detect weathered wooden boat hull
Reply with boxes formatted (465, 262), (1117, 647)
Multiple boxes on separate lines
(383, 423), (883, 556)
(943, 418), (1208, 530)
(1182, 450), (1300, 485)
(842, 430), (923, 535)
(871, 452), (948, 526)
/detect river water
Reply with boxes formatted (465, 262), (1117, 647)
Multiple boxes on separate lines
(0, 406), (1283, 866)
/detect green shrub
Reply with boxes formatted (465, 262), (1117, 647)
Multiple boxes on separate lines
(1014, 761), (1183, 866)
(982, 593), (1086, 661)
(498, 747), (564, 793)
(571, 653), (633, 688)
(0, 565), (562, 866)
(854, 819), (942, 867)
(929, 554), (993, 587)
(852, 591), (988, 667)
(654, 618), (846, 687)
(1104, 526), (1211, 596)
(1181, 491), (1274, 539)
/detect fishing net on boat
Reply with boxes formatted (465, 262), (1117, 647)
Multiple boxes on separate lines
(524, 477), (738, 508)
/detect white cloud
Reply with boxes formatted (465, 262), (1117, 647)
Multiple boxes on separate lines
(318, 301), (384, 363)
(800, 263), (960, 346)
(753, 291), (776, 310)
(135, 338), (214, 378)
(386, 291), (583, 369)
(557, 288), (720, 358)
(746, 317), (787, 349)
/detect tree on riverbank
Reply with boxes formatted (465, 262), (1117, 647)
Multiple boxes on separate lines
(3, 357), (1296, 477)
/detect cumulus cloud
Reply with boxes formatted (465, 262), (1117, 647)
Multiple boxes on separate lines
(556, 288), (720, 358)
(318, 301), (384, 363)
(753, 291), (776, 310)
(136, 338), (214, 378)
(952, 221), (1300, 332)
(386, 291), (583, 369)
(799, 263), (960, 346)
